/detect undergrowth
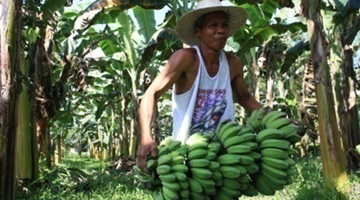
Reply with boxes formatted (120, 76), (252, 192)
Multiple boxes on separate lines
(15, 150), (360, 200)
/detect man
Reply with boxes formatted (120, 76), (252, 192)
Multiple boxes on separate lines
(136, 0), (262, 170)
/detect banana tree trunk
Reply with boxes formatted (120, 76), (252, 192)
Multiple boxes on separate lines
(0, 0), (22, 199)
(129, 71), (140, 156)
(16, 53), (38, 179)
(338, 13), (360, 170)
(301, 0), (348, 192)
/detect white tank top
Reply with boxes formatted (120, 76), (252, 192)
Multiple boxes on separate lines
(172, 46), (235, 142)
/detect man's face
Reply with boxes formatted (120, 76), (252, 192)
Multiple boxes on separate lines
(194, 11), (230, 50)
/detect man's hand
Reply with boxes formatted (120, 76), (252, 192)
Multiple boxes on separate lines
(136, 138), (158, 170)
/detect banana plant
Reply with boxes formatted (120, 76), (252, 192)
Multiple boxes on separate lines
(301, 0), (348, 192)
(229, 0), (307, 110)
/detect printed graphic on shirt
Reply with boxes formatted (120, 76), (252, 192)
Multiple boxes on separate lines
(190, 89), (227, 134)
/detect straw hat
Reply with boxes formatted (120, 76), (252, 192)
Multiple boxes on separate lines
(176, 0), (248, 46)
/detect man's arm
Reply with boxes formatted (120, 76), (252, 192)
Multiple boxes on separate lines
(228, 55), (262, 112)
(137, 49), (196, 169)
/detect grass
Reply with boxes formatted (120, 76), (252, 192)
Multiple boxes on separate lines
(16, 151), (360, 200)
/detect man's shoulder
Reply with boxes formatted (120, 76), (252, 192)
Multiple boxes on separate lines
(171, 48), (198, 63)
(175, 47), (197, 56)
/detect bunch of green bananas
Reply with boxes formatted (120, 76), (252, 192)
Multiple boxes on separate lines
(246, 108), (302, 196)
(183, 132), (219, 199)
(213, 120), (261, 199)
(134, 108), (303, 199)
(250, 128), (298, 195)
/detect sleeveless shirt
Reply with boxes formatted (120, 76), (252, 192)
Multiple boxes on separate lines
(172, 46), (235, 143)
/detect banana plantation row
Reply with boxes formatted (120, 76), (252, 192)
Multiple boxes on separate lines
(1, 0), (359, 199)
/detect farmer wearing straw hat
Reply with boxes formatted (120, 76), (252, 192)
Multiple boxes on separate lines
(137, 0), (262, 169)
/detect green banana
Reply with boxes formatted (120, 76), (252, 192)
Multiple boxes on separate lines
(189, 191), (206, 200)
(162, 186), (179, 200)
(238, 126), (253, 135)
(188, 158), (210, 168)
(215, 119), (232, 137)
(159, 173), (176, 182)
(240, 183), (248, 190)
(256, 128), (284, 143)
(203, 186), (217, 196)
(203, 151), (217, 161)
(158, 154), (172, 166)
(245, 151), (262, 160)
(284, 132), (302, 144)
(286, 176), (293, 185)
(175, 145), (188, 156)
(156, 165), (171, 175)
(133, 165), (153, 182)
(174, 172), (187, 181)
(179, 189), (190, 198)
(158, 145), (170, 157)
(222, 178), (241, 190)
(237, 174), (250, 183)
(216, 121), (239, 141)
(168, 140), (182, 152)
(219, 166), (241, 179)
(186, 132), (207, 146)
(178, 180), (189, 189)
(187, 177), (203, 193)
(263, 111), (287, 128)
(207, 142), (221, 153)
(171, 155), (185, 165)
(261, 163), (287, 179)
(219, 125), (242, 144)
(214, 178), (223, 187)
(267, 117), (292, 129)
(243, 162), (259, 174)
(171, 164), (188, 173)
(241, 183), (258, 196)
(161, 136), (174, 147)
(285, 147), (298, 155)
(260, 172), (284, 191)
(214, 190), (235, 200)
(151, 187), (165, 200)
(209, 161), (220, 171)
(284, 157), (296, 166)
(286, 167), (295, 176)
(238, 155), (254, 165)
(261, 148), (288, 159)
(223, 133), (256, 148)
(234, 165), (247, 175)
(187, 148), (207, 160)
(162, 181), (181, 192)
(146, 159), (157, 170)
(258, 139), (291, 150)
(241, 141), (258, 150)
(216, 154), (241, 165)
(262, 157), (289, 170)
(193, 176), (215, 188)
(226, 144), (251, 154)
(251, 173), (276, 195)
(203, 131), (215, 141)
(279, 123), (299, 137)
(219, 185), (241, 197)
(188, 140), (208, 152)
(212, 170), (222, 180)
(261, 169), (287, 186)
(190, 168), (212, 179)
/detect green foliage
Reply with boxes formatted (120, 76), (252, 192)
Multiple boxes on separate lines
(15, 154), (152, 200)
